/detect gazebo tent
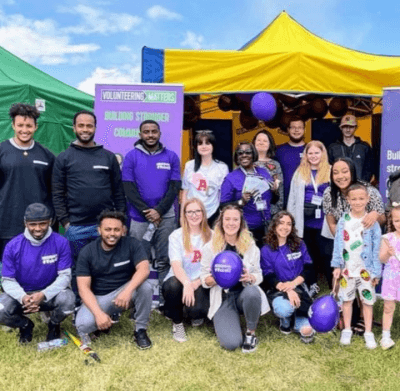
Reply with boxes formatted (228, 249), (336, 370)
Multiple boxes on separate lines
(142, 11), (400, 97)
(0, 45), (93, 155)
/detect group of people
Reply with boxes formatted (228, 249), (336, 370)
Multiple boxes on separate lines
(0, 102), (397, 354)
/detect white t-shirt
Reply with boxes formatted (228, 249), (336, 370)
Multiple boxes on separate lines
(343, 213), (366, 277)
(182, 159), (229, 218)
(166, 227), (208, 281)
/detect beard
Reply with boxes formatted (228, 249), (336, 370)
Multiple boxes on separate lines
(76, 133), (95, 144)
(289, 134), (304, 144)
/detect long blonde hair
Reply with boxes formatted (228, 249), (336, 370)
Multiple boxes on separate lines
(296, 140), (330, 185)
(182, 198), (212, 253)
(212, 205), (253, 256)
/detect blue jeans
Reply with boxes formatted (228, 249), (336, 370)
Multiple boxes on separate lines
(75, 281), (153, 334)
(65, 225), (99, 300)
(272, 296), (311, 333)
(0, 289), (75, 328)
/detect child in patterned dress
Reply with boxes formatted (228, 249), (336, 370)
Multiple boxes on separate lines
(379, 204), (400, 350)
(332, 183), (381, 349)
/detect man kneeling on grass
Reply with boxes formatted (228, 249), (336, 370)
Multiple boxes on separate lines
(75, 210), (153, 349)
(0, 203), (74, 343)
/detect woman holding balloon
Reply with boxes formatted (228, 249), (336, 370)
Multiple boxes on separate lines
(220, 142), (273, 248)
(162, 198), (212, 343)
(200, 204), (270, 353)
(260, 211), (315, 343)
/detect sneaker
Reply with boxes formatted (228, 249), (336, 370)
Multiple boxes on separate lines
(380, 337), (395, 350)
(134, 328), (152, 349)
(191, 318), (204, 327)
(279, 324), (292, 335)
(364, 332), (377, 349)
(309, 283), (320, 299)
(340, 329), (353, 345)
(172, 323), (187, 343)
(242, 332), (258, 353)
(79, 333), (92, 347)
(300, 331), (315, 344)
(46, 321), (61, 341)
(40, 311), (51, 324)
(19, 318), (34, 344)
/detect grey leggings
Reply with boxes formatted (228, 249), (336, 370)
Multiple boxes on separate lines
(213, 285), (261, 351)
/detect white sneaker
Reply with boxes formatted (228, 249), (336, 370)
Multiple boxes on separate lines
(191, 318), (204, 327)
(79, 333), (92, 347)
(340, 329), (353, 345)
(364, 332), (377, 349)
(380, 337), (395, 350)
(172, 323), (187, 343)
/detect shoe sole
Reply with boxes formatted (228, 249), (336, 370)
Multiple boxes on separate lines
(280, 330), (292, 335)
(242, 346), (257, 353)
(381, 343), (395, 351)
(134, 341), (152, 350)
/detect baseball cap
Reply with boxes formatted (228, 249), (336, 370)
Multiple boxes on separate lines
(339, 115), (357, 128)
(24, 203), (51, 222)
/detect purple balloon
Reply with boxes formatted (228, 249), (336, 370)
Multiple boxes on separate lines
(250, 93), (277, 121)
(308, 294), (340, 333)
(211, 251), (243, 289)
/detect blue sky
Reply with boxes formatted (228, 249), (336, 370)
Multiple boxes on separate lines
(1, 0), (398, 95)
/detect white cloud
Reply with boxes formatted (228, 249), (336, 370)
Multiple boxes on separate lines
(180, 31), (204, 50)
(0, 13), (99, 65)
(60, 4), (141, 35)
(116, 45), (132, 52)
(77, 65), (141, 95)
(146, 5), (182, 21)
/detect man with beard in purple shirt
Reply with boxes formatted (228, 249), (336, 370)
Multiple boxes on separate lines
(275, 116), (306, 208)
(122, 120), (181, 309)
(0, 203), (74, 344)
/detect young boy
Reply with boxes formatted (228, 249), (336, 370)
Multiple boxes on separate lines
(331, 183), (381, 349)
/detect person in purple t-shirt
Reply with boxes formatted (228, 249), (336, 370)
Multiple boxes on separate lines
(220, 142), (273, 248)
(275, 116), (306, 207)
(287, 140), (331, 287)
(122, 120), (181, 307)
(260, 211), (314, 343)
(0, 203), (74, 344)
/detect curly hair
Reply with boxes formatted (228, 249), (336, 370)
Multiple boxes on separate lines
(9, 103), (40, 125)
(212, 204), (253, 255)
(264, 211), (302, 252)
(98, 209), (126, 226)
(386, 204), (400, 233)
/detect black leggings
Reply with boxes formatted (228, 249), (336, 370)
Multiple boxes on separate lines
(162, 276), (210, 324)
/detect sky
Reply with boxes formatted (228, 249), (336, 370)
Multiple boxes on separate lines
(0, 0), (399, 96)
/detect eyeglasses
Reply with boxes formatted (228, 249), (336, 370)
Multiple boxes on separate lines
(185, 209), (202, 216)
(237, 150), (252, 156)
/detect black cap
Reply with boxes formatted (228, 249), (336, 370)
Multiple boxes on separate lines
(24, 203), (51, 222)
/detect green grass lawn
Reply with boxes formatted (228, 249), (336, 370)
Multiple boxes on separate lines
(0, 299), (398, 391)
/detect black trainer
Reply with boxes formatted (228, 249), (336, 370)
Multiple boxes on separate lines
(279, 324), (292, 335)
(19, 318), (34, 344)
(133, 328), (152, 350)
(242, 332), (258, 353)
(46, 321), (61, 341)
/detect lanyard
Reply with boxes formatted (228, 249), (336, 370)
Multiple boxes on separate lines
(310, 171), (318, 195)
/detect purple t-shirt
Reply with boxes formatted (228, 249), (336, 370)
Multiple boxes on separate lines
(304, 170), (329, 229)
(220, 167), (272, 229)
(275, 143), (306, 206)
(122, 145), (181, 222)
(260, 241), (312, 282)
(2, 232), (72, 292)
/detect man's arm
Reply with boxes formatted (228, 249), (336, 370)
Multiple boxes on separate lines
(154, 180), (181, 217)
(41, 269), (72, 301)
(114, 260), (150, 309)
(123, 182), (150, 214)
(52, 155), (69, 227)
(77, 276), (113, 330)
(110, 155), (127, 213)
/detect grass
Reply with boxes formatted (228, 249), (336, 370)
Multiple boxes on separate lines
(0, 298), (398, 391)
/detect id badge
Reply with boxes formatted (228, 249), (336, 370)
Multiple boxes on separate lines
(315, 209), (321, 219)
(311, 195), (323, 206)
(256, 200), (267, 211)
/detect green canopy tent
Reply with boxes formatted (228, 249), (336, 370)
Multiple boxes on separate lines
(0, 45), (94, 155)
